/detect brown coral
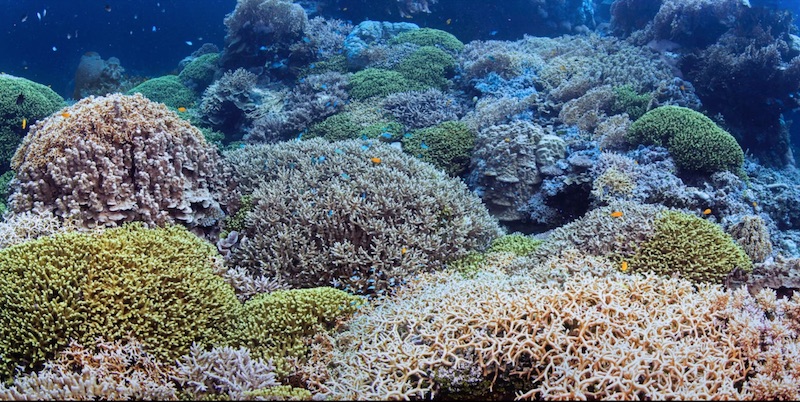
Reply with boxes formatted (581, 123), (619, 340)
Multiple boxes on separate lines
(9, 93), (228, 230)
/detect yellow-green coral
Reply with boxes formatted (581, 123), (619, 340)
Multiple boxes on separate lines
(487, 233), (541, 257)
(0, 223), (242, 380)
(628, 210), (753, 283)
(234, 287), (363, 376)
(243, 385), (312, 401)
(627, 106), (744, 174)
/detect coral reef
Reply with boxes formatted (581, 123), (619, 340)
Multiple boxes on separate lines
(0, 338), (177, 400)
(199, 68), (262, 139)
(9, 93), (228, 231)
(178, 52), (220, 93)
(223, 138), (503, 295)
(381, 89), (462, 130)
(402, 121), (475, 176)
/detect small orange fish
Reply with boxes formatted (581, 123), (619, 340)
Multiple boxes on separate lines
(177, 107), (187, 113)
(61, 112), (71, 118)
(610, 211), (623, 218)
(620, 261), (629, 272)
(702, 208), (712, 215)
(680, 85), (685, 91)
(401, 247), (407, 254)
(752, 201), (758, 208)
(370, 157), (382, 164)
(21, 118), (27, 130)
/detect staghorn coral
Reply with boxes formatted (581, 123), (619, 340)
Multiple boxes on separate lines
(8, 93), (228, 231)
(0, 223), (242, 380)
(532, 201), (667, 264)
(310, 268), (761, 400)
(0, 210), (75, 250)
(223, 138), (503, 295)
(172, 344), (282, 400)
(381, 88), (462, 130)
(0, 338), (177, 400)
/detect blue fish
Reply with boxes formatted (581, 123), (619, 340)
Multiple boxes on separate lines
(302, 36), (311, 43)
(489, 30), (498, 36)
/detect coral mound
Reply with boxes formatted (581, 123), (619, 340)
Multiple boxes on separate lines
(311, 268), (800, 400)
(224, 138), (503, 295)
(9, 93), (228, 230)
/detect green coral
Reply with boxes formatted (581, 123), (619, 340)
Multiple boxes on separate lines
(306, 113), (404, 142)
(388, 28), (465, 54)
(0, 223), (242, 380)
(221, 194), (255, 237)
(0, 171), (13, 215)
(178, 53), (220, 92)
(0, 74), (65, 171)
(446, 251), (487, 278)
(234, 287), (363, 376)
(402, 121), (476, 176)
(487, 233), (542, 257)
(299, 54), (348, 77)
(611, 85), (652, 120)
(305, 113), (362, 141)
(627, 106), (744, 174)
(126, 75), (196, 109)
(394, 46), (456, 90)
(628, 210), (753, 283)
(348, 68), (422, 100)
(243, 385), (312, 400)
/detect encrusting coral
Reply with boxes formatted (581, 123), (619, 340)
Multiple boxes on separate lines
(224, 138), (503, 295)
(8, 93), (229, 231)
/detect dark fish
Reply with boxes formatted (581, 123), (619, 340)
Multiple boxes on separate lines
(15, 94), (24, 105)
(105, 4), (112, 12)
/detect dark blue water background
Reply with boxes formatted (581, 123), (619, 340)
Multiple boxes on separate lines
(1, 0), (799, 100)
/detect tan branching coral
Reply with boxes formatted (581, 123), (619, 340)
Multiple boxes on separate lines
(224, 138), (503, 295)
(0, 338), (177, 400)
(310, 268), (769, 400)
(9, 93), (228, 230)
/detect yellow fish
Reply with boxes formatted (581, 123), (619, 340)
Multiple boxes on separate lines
(21, 118), (27, 130)
(401, 247), (407, 254)
(61, 112), (71, 118)
(370, 157), (382, 164)
(610, 211), (623, 218)
(703, 208), (712, 215)
(177, 107), (187, 113)
(620, 261), (629, 272)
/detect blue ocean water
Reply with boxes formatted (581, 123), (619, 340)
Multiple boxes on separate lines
(2, 0), (798, 98)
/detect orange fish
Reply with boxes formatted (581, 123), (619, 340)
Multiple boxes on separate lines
(610, 211), (623, 218)
(370, 157), (382, 164)
(401, 247), (407, 254)
(21, 118), (27, 130)
(177, 107), (187, 113)
(61, 112), (70, 118)
(620, 261), (629, 272)
(703, 208), (712, 215)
